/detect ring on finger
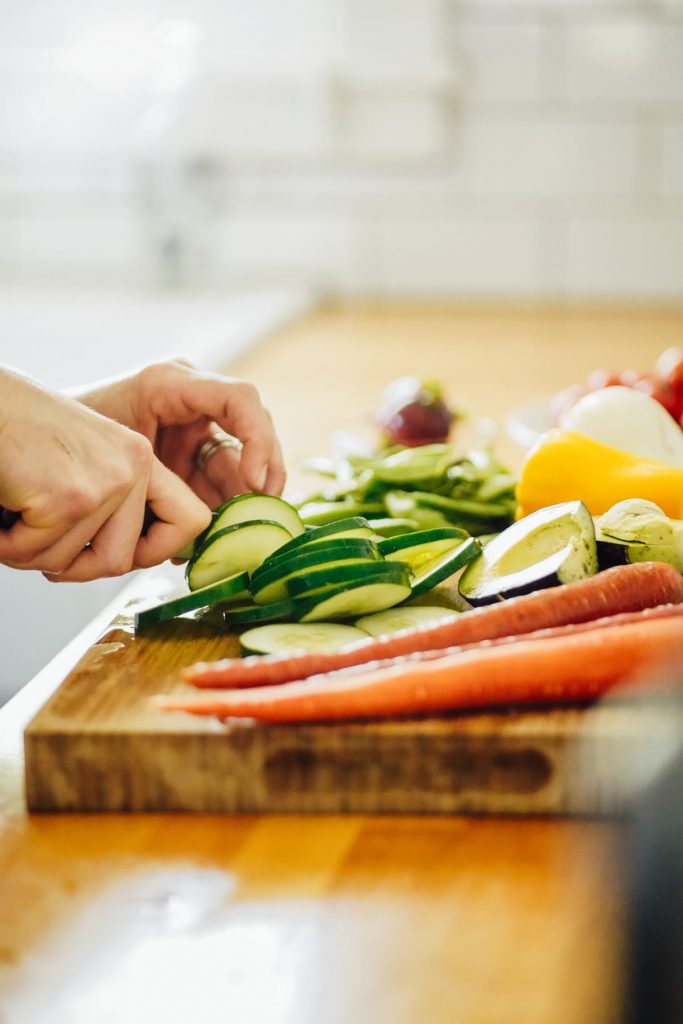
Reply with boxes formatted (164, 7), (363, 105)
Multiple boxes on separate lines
(195, 432), (243, 472)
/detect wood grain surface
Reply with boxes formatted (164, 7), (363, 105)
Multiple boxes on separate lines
(4, 303), (683, 1022)
(23, 572), (674, 815)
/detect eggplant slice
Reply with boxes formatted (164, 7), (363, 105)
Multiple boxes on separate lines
(458, 500), (598, 606)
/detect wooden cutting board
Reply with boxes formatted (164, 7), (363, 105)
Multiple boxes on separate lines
(23, 573), (672, 816)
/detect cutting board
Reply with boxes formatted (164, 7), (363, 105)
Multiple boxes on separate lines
(23, 574), (670, 816)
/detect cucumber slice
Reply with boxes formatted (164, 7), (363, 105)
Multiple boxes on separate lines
(187, 520), (292, 591)
(251, 551), (381, 606)
(297, 500), (385, 527)
(252, 537), (379, 584)
(287, 558), (410, 601)
(294, 566), (413, 622)
(204, 494), (304, 543)
(410, 536), (482, 599)
(378, 527), (469, 571)
(225, 599), (296, 627)
(135, 571), (249, 628)
(262, 516), (376, 562)
(354, 605), (460, 638)
(366, 517), (419, 538)
(239, 622), (369, 656)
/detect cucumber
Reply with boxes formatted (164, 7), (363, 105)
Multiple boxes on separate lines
(204, 494), (304, 543)
(354, 605), (460, 637)
(135, 571), (249, 628)
(187, 520), (292, 591)
(224, 598), (296, 627)
(251, 552), (381, 606)
(378, 527), (469, 572)
(294, 565), (413, 622)
(366, 517), (419, 538)
(410, 536), (482, 599)
(252, 537), (379, 583)
(297, 500), (385, 527)
(287, 558), (411, 601)
(458, 501), (597, 607)
(262, 516), (377, 562)
(239, 622), (369, 656)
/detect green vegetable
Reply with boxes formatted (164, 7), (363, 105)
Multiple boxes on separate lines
(297, 443), (516, 537)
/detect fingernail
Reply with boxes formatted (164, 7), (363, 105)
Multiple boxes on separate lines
(255, 467), (267, 492)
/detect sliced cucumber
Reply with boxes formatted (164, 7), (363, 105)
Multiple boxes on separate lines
(204, 494), (304, 543)
(294, 565), (413, 622)
(251, 552), (381, 606)
(224, 598), (296, 627)
(261, 516), (376, 562)
(354, 605), (460, 638)
(458, 501), (597, 607)
(378, 527), (469, 572)
(410, 536), (482, 599)
(135, 571), (249, 628)
(252, 537), (379, 584)
(366, 517), (419, 538)
(239, 622), (369, 656)
(297, 500), (385, 527)
(287, 558), (410, 601)
(187, 520), (292, 591)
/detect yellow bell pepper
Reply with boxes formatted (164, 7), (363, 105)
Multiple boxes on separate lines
(517, 430), (683, 519)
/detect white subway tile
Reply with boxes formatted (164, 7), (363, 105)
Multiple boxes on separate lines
(564, 18), (683, 104)
(335, 94), (444, 159)
(343, 0), (447, 77)
(212, 213), (368, 292)
(659, 120), (683, 197)
(165, 80), (330, 159)
(459, 1), (646, 9)
(458, 20), (546, 102)
(565, 217), (683, 300)
(454, 117), (638, 197)
(376, 217), (540, 298)
(10, 209), (142, 278)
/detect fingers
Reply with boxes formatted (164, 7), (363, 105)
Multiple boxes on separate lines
(134, 458), (211, 569)
(262, 428), (287, 497)
(43, 477), (149, 583)
(202, 441), (249, 500)
(0, 488), (122, 569)
(149, 371), (282, 494)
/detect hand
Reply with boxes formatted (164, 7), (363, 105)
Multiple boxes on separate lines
(0, 367), (211, 581)
(74, 359), (286, 508)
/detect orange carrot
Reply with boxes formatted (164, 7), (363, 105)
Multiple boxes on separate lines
(183, 562), (683, 690)
(159, 611), (683, 722)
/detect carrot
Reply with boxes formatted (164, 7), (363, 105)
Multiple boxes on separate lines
(159, 612), (683, 722)
(183, 562), (683, 690)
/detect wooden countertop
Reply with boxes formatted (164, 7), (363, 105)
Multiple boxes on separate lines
(3, 302), (682, 1023)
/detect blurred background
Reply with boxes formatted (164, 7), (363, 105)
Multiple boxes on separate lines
(1, 0), (682, 299)
(1, 0), (682, 703)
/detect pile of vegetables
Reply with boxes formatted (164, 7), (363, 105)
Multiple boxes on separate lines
(518, 385), (683, 519)
(297, 443), (517, 538)
(135, 493), (481, 651)
(551, 345), (683, 427)
(143, 372), (683, 726)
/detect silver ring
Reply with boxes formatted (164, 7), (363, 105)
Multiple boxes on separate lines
(195, 432), (242, 472)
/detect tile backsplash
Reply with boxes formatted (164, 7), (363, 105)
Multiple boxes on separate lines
(0, 0), (681, 301)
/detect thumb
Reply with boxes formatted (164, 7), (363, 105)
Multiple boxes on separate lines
(134, 457), (211, 569)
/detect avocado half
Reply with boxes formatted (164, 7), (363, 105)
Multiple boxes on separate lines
(458, 500), (598, 606)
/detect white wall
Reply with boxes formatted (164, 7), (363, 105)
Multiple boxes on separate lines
(0, 0), (682, 301)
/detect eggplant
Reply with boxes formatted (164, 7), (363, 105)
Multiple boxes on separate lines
(595, 500), (683, 573)
(458, 500), (598, 606)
